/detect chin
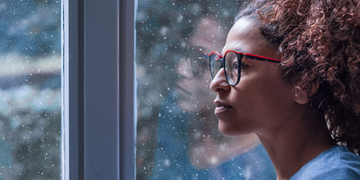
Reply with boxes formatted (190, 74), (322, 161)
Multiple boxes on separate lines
(218, 122), (239, 136)
(218, 120), (250, 137)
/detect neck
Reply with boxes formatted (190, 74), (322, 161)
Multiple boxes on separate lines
(257, 110), (335, 180)
(189, 109), (261, 169)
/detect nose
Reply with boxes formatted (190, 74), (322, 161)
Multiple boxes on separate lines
(210, 68), (230, 92)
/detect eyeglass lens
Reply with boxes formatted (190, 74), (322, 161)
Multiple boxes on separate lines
(209, 53), (222, 79)
(209, 52), (240, 86)
(224, 51), (240, 85)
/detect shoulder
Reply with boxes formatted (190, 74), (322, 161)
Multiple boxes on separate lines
(290, 145), (360, 180)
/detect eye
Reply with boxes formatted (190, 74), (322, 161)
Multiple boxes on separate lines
(232, 61), (239, 70)
(241, 62), (249, 69)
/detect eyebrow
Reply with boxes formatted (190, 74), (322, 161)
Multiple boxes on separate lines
(229, 49), (282, 62)
(222, 48), (246, 55)
(234, 48), (246, 52)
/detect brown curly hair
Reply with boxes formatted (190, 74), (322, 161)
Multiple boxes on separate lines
(238, 0), (360, 154)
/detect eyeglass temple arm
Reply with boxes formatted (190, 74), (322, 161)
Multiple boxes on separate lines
(245, 53), (281, 63)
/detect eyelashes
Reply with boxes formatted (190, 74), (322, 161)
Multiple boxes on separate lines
(241, 62), (249, 69)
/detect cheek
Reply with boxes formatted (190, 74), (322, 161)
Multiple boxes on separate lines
(255, 85), (295, 131)
(231, 72), (294, 122)
(262, 73), (294, 105)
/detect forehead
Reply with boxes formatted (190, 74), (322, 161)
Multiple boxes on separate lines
(222, 17), (269, 55)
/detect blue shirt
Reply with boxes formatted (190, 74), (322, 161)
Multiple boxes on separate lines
(290, 145), (360, 180)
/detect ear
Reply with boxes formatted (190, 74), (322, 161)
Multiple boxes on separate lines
(294, 81), (319, 105)
(294, 86), (308, 104)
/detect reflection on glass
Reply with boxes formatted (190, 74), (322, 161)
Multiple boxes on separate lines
(136, 0), (276, 179)
(0, 0), (61, 179)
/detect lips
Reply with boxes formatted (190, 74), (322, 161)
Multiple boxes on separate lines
(214, 100), (233, 114)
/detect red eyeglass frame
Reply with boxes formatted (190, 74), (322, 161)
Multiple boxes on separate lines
(209, 50), (281, 63)
(209, 50), (281, 86)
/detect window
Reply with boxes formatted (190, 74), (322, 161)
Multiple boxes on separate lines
(136, 0), (275, 180)
(64, 0), (275, 179)
(64, 0), (135, 179)
(1, 0), (135, 179)
(0, 0), (61, 179)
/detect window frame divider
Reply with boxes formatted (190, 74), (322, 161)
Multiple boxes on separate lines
(64, 0), (136, 179)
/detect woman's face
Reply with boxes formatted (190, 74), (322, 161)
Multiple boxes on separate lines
(210, 17), (296, 136)
(175, 17), (225, 113)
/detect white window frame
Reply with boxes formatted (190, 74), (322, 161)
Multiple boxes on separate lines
(62, 0), (136, 179)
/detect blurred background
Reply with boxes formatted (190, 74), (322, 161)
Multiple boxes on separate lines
(0, 0), (276, 179)
(0, 0), (61, 179)
(136, 0), (275, 179)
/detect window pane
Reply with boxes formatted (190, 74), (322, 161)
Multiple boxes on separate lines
(136, 1), (276, 179)
(0, 0), (61, 179)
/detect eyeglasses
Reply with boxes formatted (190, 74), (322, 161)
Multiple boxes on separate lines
(209, 50), (281, 86)
(180, 45), (209, 77)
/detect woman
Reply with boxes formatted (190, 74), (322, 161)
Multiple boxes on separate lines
(209, 0), (360, 179)
(174, 15), (276, 179)
(148, 15), (276, 179)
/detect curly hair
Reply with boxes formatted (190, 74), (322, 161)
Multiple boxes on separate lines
(239, 0), (360, 154)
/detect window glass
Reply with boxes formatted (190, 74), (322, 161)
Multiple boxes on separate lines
(0, 0), (61, 179)
(136, 0), (276, 179)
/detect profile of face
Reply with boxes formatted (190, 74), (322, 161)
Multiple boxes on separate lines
(210, 17), (296, 136)
(175, 17), (225, 113)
